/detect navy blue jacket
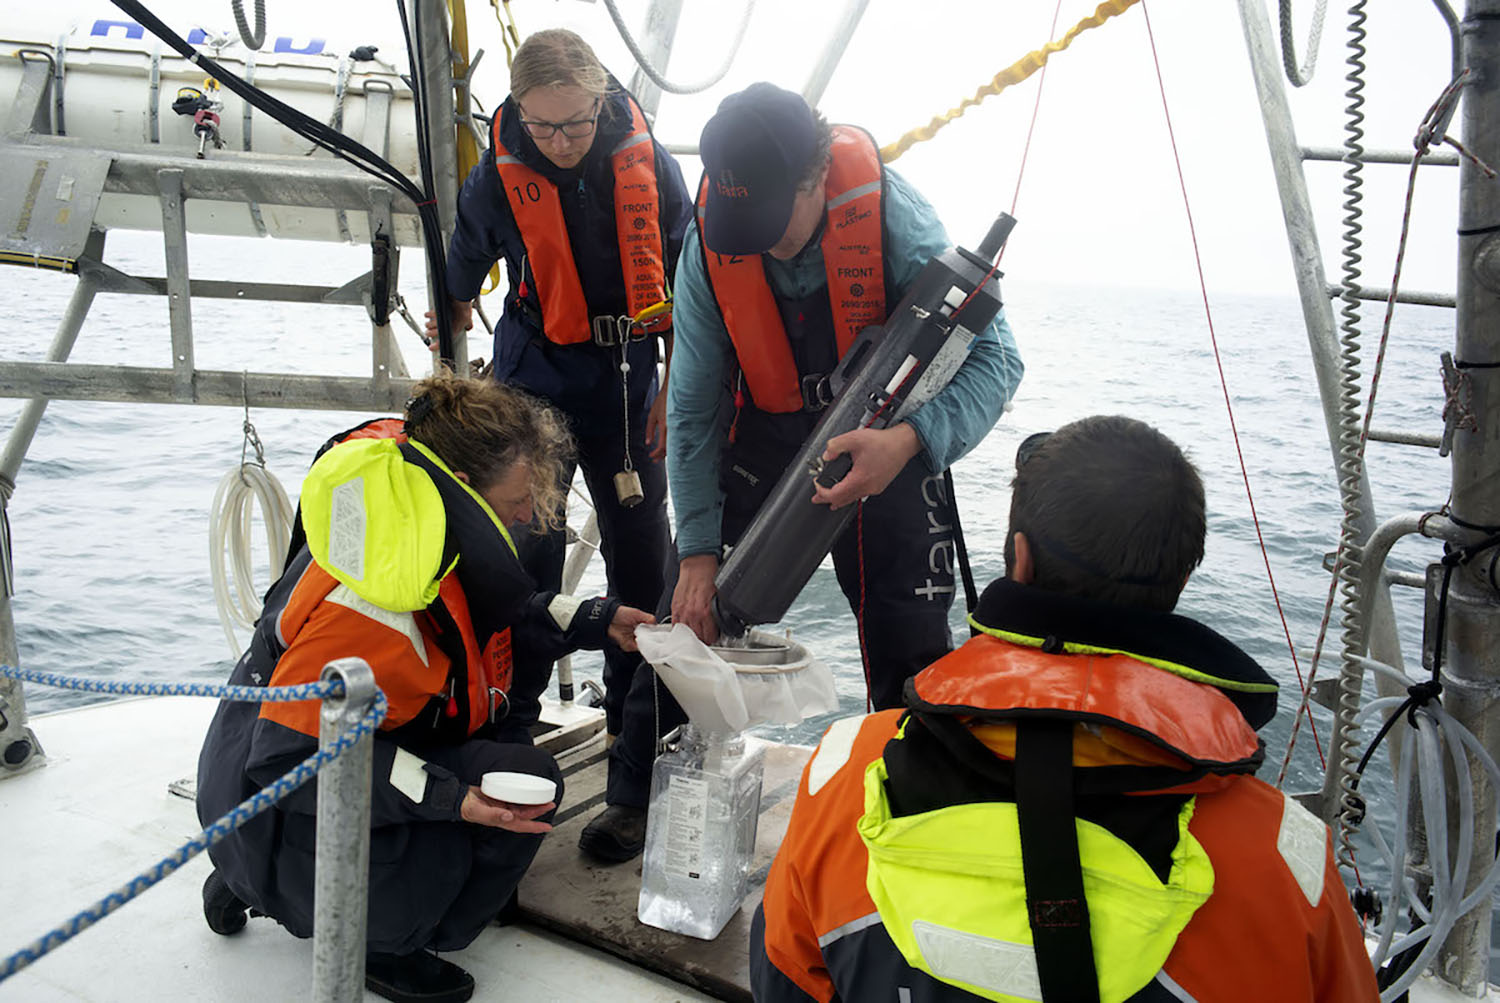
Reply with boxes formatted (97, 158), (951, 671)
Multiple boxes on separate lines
(445, 85), (692, 427)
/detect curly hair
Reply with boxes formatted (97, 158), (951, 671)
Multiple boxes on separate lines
(403, 371), (574, 533)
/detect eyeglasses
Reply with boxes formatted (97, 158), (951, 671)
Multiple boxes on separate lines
(519, 99), (600, 140)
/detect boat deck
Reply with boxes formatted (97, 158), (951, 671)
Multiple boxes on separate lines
(0, 695), (809, 1001)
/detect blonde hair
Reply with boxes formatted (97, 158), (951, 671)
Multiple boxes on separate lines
(510, 29), (610, 103)
(404, 371), (574, 533)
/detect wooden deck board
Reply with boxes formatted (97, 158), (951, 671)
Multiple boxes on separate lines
(517, 739), (814, 1003)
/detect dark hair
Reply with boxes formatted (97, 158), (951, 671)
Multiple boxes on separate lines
(404, 370), (574, 531)
(795, 111), (834, 192)
(1004, 415), (1205, 612)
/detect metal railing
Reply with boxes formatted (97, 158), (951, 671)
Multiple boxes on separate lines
(0, 659), (384, 1003)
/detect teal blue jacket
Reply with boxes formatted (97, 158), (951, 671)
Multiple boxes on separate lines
(665, 167), (1023, 559)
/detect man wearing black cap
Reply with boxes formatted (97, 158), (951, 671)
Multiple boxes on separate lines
(577, 82), (1022, 862)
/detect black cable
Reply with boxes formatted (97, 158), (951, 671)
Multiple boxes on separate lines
(107, 0), (456, 367)
(943, 468), (979, 624)
(398, 0), (455, 364)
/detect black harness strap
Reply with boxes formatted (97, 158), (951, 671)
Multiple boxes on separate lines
(1015, 719), (1100, 1003)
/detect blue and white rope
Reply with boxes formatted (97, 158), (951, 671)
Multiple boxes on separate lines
(0, 664), (344, 703)
(0, 667), (387, 983)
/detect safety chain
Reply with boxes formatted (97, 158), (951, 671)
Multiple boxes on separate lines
(240, 372), (267, 474)
(0, 664), (344, 703)
(394, 293), (427, 342)
(0, 666), (386, 982)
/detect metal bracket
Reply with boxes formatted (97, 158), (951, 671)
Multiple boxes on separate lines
(157, 169), (196, 400)
(148, 46), (161, 143)
(361, 79), (395, 160)
(52, 33), (67, 137)
(1440, 350), (1476, 457)
(242, 53), (268, 236)
(6, 50), (55, 139)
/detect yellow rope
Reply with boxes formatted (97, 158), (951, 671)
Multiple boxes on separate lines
(879, 0), (1142, 164)
(448, 0), (481, 184)
(492, 0), (522, 68)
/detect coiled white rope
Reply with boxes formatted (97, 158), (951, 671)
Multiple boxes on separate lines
(209, 462), (294, 658)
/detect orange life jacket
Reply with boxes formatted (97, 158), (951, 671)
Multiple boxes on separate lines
(257, 559), (509, 740)
(492, 96), (669, 345)
(696, 125), (885, 413)
(756, 636), (1379, 1003)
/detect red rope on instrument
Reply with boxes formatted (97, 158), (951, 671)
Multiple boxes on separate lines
(1140, 1), (1325, 770)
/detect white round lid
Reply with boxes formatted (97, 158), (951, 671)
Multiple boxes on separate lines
(480, 771), (557, 805)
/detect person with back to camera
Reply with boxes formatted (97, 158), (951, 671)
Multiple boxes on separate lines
(426, 28), (692, 769)
(195, 372), (655, 1003)
(577, 81), (1024, 863)
(751, 416), (1379, 1002)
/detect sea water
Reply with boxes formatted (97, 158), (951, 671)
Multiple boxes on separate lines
(637, 726), (765, 940)
(0, 231), (1458, 888)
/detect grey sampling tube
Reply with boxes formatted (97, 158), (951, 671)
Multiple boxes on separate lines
(711, 213), (1014, 636)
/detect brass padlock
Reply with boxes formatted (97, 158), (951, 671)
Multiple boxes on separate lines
(614, 469), (644, 508)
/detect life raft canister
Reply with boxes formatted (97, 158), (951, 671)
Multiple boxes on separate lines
(696, 124), (885, 413)
(492, 95), (669, 345)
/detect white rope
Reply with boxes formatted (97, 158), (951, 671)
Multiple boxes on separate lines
(209, 463), (294, 657)
(1345, 655), (1500, 999)
(601, 0), (756, 95)
(1279, 0), (1329, 87)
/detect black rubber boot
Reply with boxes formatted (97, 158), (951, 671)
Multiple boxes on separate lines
(202, 869), (249, 936)
(577, 804), (647, 864)
(365, 950), (475, 1003)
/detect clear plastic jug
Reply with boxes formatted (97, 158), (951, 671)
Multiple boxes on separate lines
(636, 725), (766, 940)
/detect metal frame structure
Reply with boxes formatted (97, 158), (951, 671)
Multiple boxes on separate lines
(1238, 0), (1500, 990)
(0, 1), (452, 777)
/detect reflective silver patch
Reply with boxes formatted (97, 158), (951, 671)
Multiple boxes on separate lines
(548, 594), (583, 631)
(913, 920), (1041, 1001)
(1277, 790), (1328, 907)
(807, 715), (865, 796)
(327, 478), (366, 579)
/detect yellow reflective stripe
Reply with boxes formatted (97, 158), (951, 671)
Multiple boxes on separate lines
(966, 618), (1279, 695)
(858, 754), (1213, 1002)
(881, 0), (1143, 163)
(406, 439), (517, 556)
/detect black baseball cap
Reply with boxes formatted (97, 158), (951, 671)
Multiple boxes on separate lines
(699, 83), (819, 256)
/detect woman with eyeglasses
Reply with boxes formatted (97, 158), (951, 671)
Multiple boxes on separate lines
(427, 29), (691, 822)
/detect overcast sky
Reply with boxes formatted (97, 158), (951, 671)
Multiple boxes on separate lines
(12, 0), (1467, 296)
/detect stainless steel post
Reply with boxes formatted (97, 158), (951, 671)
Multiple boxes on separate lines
(0, 229), (107, 779)
(625, 0), (686, 119)
(0, 520), (43, 779)
(801, 0), (873, 108)
(157, 169), (195, 401)
(0, 230), (104, 486)
(1439, 2), (1500, 988)
(1236, 0), (1410, 821)
(312, 657), (378, 1003)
